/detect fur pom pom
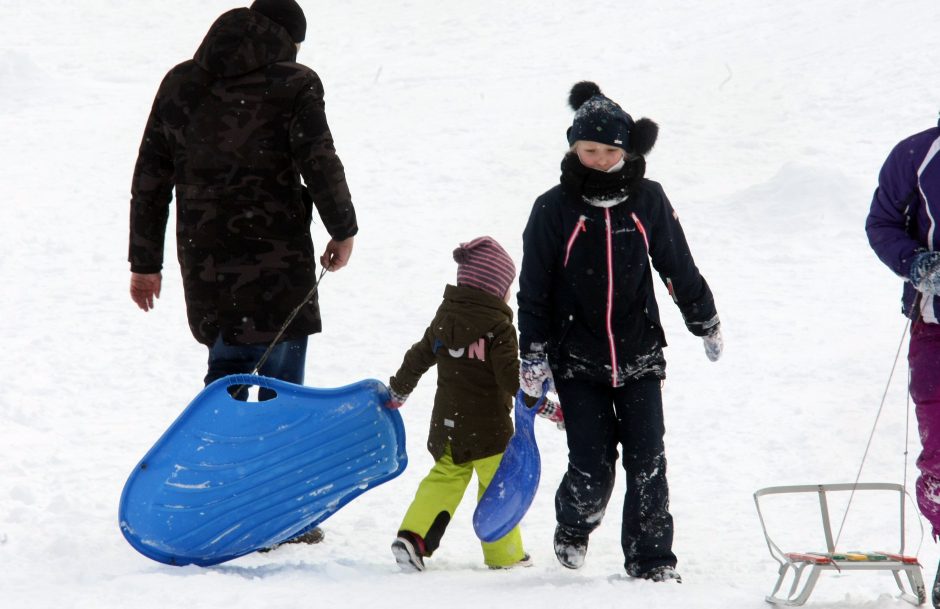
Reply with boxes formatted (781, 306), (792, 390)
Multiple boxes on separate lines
(631, 118), (659, 156)
(569, 81), (602, 110)
(453, 247), (470, 264)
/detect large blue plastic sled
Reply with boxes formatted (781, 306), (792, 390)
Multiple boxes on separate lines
(472, 389), (543, 542)
(119, 374), (407, 566)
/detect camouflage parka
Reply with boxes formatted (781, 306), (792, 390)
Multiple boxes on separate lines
(129, 8), (358, 346)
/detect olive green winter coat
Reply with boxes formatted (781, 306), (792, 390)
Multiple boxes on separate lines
(390, 285), (520, 464)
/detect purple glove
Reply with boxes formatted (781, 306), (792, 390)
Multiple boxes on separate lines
(703, 325), (723, 362)
(700, 315), (722, 362)
(520, 352), (555, 398)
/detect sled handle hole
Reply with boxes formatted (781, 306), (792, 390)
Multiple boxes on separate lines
(226, 383), (278, 402)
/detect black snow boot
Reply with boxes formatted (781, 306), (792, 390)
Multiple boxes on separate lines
(284, 526), (325, 545)
(932, 561), (940, 609)
(257, 526), (324, 552)
(392, 531), (426, 572)
(554, 525), (589, 569)
(638, 565), (682, 583)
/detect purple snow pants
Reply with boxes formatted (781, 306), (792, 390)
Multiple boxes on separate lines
(911, 320), (940, 535)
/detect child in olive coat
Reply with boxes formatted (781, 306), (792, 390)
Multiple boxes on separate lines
(385, 236), (561, 571)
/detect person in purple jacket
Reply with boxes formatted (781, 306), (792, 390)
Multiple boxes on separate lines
(866, 120), (940, 606)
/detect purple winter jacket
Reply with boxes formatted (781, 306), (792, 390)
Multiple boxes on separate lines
(866, 124), (940, 323)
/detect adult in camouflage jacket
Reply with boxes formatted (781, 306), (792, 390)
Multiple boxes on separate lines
(128, 3), (357, 388)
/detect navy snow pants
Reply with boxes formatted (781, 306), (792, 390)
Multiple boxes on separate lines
(554, 376), (677, 575)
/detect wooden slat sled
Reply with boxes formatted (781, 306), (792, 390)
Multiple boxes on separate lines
(753, 483), (925, 606)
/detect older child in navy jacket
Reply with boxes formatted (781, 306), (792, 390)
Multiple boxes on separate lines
(517, 82), (722, 582)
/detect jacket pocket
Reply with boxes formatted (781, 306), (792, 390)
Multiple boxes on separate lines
(554, 314), (575, 350)
(643, 293), (667, 347)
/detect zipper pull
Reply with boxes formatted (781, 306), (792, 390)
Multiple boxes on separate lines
(564, 215), (589, 268)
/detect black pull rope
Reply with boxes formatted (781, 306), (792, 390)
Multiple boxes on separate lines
(232, 267), (328, 399)
(250, 267), (328, 376)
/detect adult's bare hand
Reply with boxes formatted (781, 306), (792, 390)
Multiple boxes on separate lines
(320, 236), (354, 271)
(130, 272), (162, 311)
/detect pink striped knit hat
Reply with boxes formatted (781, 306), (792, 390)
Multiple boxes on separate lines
(453, 236), (516, 299)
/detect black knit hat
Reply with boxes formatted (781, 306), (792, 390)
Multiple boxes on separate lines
(250, 0), (306, 43)
(566, 81), (658, 156)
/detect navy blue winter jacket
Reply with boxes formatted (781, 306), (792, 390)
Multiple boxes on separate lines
(866, 125), (940, 323)
(518, 157), (717, 386)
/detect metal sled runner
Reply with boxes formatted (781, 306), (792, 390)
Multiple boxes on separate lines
(754, 483), (925, 606)
(119, 375), (407, 566)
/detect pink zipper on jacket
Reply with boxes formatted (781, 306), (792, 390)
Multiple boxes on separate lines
(564, 215), (587, 267)
(604, 208), (619, 387)
(631, 212), (649, 252)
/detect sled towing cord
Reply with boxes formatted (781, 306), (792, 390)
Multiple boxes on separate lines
(233, 267), (329, 399)
(833, 301), (921, 555)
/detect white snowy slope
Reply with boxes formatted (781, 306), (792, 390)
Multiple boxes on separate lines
(3, 1), (940, 608)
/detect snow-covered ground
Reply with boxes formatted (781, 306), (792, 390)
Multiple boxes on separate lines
(3, 1), (940, 607)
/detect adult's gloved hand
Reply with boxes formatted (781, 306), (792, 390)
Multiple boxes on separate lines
(911, 251), (940, 295)
(703, 324), (723, 362)
(520, 352), (555, 398)
(385, 386), (409, 409)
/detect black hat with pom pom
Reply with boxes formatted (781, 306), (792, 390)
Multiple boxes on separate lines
(566, 81), (658, 156)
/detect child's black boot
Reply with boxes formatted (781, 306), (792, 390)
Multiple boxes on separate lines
(553, 525), (589, 569)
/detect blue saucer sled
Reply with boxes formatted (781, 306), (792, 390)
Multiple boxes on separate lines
(472, 389), (543, 542)
(119, 375), (407, 566)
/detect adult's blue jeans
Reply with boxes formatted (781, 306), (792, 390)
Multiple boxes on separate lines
(204, 335), (308, 401)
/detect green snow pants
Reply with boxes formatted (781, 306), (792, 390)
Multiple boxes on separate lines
(398, 444), (525, 568)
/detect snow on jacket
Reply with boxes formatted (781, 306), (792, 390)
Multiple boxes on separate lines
(128, 8), (357, 346)
(866, 124), (940, 323)
(389, 285), (519, 464)
(518, 154), (717, 386)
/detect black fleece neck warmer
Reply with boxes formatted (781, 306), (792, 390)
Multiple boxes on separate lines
(559, 152), (646, 207)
